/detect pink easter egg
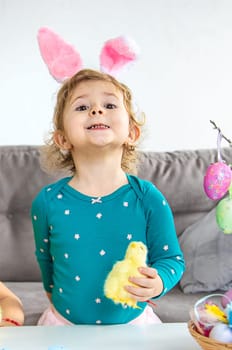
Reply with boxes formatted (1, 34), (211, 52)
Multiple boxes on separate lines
(221, 289), (232, 308)
(203, 162), (232, 200)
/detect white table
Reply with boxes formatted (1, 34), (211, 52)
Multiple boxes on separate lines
(0, 323), (200, 350)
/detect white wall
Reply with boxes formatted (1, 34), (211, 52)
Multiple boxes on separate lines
(0, 0), (231, 151)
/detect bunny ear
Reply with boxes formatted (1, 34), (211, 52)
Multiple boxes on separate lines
(37, 27), (83, 82)
(100, 36), (139, 75)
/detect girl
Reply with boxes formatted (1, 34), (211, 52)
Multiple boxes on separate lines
(31, 69), (185, 325)
(0, 282), (24, 326)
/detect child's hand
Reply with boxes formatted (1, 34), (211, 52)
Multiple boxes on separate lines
(124, 266), (163, 302)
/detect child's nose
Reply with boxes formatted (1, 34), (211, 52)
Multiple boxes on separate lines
(90, 107), (103, 116)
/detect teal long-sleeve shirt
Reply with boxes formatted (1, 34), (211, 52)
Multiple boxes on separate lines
(31, 174), (185, 324)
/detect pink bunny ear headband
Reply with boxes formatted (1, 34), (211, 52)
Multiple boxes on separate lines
(37, 27), (140, 83)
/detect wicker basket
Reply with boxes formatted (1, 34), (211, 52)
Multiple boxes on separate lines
(188, 321), (232, 350)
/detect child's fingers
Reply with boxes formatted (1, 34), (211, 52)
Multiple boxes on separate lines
(128, 276), (155, 289)
(124, 285), (153, 300)
(138, 266), (158, 278)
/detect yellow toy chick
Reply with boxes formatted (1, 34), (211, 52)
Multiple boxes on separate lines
(104, 241), (147, 309)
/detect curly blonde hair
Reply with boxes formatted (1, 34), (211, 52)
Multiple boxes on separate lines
(40, 69), (144, 175)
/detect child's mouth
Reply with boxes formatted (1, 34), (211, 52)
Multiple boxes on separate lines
(87, 124), (110, 130)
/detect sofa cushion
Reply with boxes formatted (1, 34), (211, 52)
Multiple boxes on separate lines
(0, 146), (56, 281)
(179, 207), (232, 293)
(138, 147), (232, 236)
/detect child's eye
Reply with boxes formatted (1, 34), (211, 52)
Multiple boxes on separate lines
(75, 105), (88, 111)
(105, 103), (117, 109)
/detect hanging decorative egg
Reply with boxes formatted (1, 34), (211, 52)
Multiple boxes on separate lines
(203, 162), (232, 200)
(216, 195), (232, 234)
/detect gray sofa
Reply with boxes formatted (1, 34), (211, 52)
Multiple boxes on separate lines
(1, 145), (232, 325)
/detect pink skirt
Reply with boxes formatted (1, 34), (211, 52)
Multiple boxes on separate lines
(37, 304), (161, 326)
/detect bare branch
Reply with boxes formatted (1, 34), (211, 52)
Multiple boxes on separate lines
(210, 120), (232, 147)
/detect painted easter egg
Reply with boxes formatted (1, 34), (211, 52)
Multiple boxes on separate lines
(216, 196), (232, 234)
(221, 289), (232, 308)
(203, 162), (232, 200)
(209, 323), (232, 343)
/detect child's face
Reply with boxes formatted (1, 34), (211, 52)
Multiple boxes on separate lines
(55, 80), (133, 152)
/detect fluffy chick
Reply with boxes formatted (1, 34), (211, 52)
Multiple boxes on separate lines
(104, 241), (147, 309)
